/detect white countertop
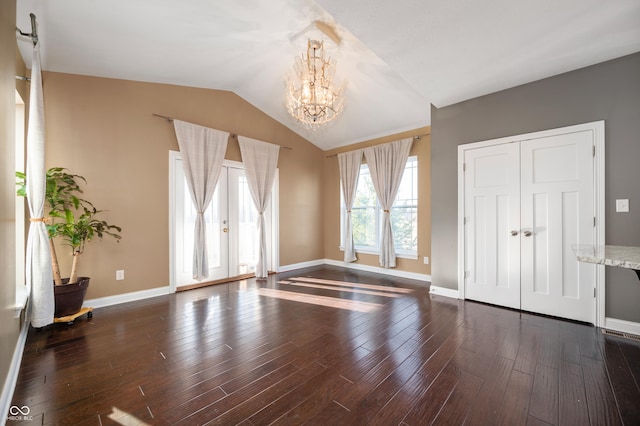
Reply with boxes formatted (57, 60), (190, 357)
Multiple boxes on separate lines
(572, 245), (640, 270)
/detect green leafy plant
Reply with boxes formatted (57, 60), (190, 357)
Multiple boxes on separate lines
(16, 168), (122, 285)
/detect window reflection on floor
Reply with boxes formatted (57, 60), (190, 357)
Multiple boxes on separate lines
(258, 288), (383, 312)
(258, 277), (413, 313)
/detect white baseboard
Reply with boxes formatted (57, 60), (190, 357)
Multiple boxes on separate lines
(1, 318), (29, 422)
(87, 258), (431, 309)
(278, 258), (431, 284)
(85, 259), (432, 310)
(429, 285), (460, 299)
(276, 259), (326, 273)
(84, 286), (173, 309)
(322, 259), (431, 284)
(605, 317), (640, 336)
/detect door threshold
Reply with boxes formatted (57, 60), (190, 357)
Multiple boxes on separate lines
(177, 273), (257, 292)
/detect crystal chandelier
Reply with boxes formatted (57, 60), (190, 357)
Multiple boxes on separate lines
(286, 39), (345, 129)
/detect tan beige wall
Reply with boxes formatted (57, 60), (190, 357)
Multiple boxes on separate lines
(42, 72), (324, 299)
(323, 127), (431, 276)
(1, 0), (20, 402)
(15, 49), (27, 107)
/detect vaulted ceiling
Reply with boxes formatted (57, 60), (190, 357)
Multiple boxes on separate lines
(16, 0), (640, 150)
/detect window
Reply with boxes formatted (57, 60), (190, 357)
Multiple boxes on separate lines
(15, 90), (27, 315)
(340, 156), (418, 257)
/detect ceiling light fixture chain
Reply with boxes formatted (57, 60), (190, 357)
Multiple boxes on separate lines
(286, 39), (345, 130)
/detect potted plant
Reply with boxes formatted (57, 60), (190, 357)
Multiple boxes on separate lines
(16, 167), (122, 317)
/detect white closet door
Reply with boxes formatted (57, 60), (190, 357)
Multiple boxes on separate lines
(464, 143), (521, 309)
(520, 131), (595, 322)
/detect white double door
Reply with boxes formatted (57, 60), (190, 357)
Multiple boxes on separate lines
(171, 153), (272, 288)
(463, 127), (597, 323)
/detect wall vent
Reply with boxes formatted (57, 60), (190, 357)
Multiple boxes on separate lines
(602, 328), (640, 342)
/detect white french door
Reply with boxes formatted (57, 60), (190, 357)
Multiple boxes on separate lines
(170, 152), (274, 289)
(227, 167), (273, 278)
(460, 122), (604, 324)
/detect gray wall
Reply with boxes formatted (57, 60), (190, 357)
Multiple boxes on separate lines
(431, 52), (640, 322)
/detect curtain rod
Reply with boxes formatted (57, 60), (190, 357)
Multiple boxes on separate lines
(324, 134), (428, 158)
(16, 13), (38, 46)
(152, 113), (293, 150)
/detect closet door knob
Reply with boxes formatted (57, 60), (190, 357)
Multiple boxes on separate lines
(511, 230), (518, 236)
(523, 231), (532, 237)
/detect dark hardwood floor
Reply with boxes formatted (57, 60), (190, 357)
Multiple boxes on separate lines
(9, 266), (640, 425)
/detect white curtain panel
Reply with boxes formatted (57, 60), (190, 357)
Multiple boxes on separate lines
(238, 136), (279, 279)
(363, 138), (413, 268)
(338, 149), (363, 263)
(173, 120), (228, 280)
(26, 44), (54, 327)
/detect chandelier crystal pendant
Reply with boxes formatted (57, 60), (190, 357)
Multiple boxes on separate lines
(286, 39), (345, 130)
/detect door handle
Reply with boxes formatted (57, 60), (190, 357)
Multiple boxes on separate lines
(223, 228), (228, 233)
(523, 230), (532, 237)
(511, 230), (518, 236)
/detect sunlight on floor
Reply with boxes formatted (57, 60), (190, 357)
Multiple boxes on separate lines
(107, 406), (151, 426)
(291, 277), (414, 293)
(258, 288), (383, 312)
(279, 280), (404, 298)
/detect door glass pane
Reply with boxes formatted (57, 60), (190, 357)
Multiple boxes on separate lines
(237, 174), (258, 274)
(352, 166), (378, 248)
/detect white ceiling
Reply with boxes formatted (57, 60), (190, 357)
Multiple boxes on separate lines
(16, 0), (640, 150)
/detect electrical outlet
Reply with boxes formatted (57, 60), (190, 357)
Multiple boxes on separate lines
(616, 199), (629, 213)
(116, 270), (125, 280)
(423, 256), (429, 265)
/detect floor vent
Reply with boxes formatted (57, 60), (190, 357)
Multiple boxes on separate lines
(603, 328), (640, 342)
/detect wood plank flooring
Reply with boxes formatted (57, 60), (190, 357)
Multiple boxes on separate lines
(9, 266), (640, 425)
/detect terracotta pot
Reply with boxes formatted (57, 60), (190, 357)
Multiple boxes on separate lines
(54, 277), (90, 317)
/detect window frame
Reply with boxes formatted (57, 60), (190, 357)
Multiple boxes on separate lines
(15, 90), (27, 317)
(339, 155), (418, 260)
